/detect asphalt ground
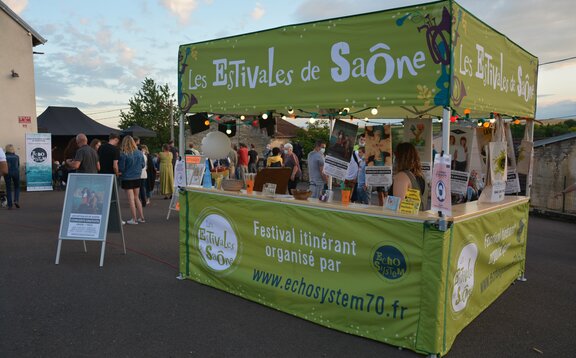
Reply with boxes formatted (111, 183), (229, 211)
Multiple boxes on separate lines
(1, 189), (574, 357)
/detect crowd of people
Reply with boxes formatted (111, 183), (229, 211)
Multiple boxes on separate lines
(49, 133), (179, 225)
(6, 131), (570, 215)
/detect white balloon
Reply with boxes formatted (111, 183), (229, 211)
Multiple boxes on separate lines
(201, 131), (231, 159)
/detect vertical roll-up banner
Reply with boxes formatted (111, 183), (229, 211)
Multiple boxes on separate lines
(25, 133), (53, 191)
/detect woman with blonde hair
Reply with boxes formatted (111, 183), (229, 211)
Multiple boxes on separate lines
(118, 136), (145, 224)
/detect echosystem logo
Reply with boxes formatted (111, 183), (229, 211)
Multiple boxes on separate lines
(451, 242), (478, 312)
(30, 147), (47, 163)
(372, 244), (407, 280)
(196, 212), (239, 272)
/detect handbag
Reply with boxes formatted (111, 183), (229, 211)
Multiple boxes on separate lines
(479, 115), (507, 203)
(516, 126), (533, 175)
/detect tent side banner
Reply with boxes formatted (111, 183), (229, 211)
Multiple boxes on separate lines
(178, 1), (451, 118)
(450, 2), (538, 118)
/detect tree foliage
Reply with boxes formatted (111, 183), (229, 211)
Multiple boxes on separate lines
(293, 121), (330, 157)
(119, 78), (178, 151)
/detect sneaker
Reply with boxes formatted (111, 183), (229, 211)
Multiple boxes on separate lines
(126, 219), (138, 225)
(137, 218), (146, 223)
(14, 203), (20, 208)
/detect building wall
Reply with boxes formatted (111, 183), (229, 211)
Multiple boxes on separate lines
(185, 121), (278, 161)
(0, 9), (40, 178)
(531, 138), (576, 214)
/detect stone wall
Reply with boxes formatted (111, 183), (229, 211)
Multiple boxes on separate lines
(185, 122), (290, 163)
(531, 137), (576, 214)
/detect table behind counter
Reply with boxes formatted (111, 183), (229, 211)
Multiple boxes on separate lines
(178, 187), (529, 356)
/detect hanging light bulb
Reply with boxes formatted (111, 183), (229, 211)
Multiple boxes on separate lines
(226, 129), (232, 134)
(204, 120), (210, 126)
(477, 121), (482, 127)
(287, 108), (294, 115)
(514, 119), (520, 125)
(483, 122), (490, 128)
(262, 113), (268, 120)
(240, 115), (245, 120)
(371, 108), (378, 116)
(489, 117), (496, 124)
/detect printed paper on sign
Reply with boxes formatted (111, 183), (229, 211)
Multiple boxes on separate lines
(431, 154), (452, 216)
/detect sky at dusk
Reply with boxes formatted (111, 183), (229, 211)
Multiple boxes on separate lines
(6, 0), (576, 128)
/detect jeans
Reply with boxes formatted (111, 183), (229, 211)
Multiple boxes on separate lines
(4, 174), (20, 208)
(356, 185), (370, 204)
(309, 182), (324, 199)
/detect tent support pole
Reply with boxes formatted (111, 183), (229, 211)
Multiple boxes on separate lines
(525, 118), (535, 198)
(441, 107), (451, 156)
(179, 113), (185, 159)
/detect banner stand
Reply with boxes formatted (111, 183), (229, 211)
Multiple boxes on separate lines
(167, 159), (186, 220)
(55, 174), (126, 267)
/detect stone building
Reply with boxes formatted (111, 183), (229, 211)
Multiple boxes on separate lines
(185, 117), (301, 164)
(531, 132), (576, 215)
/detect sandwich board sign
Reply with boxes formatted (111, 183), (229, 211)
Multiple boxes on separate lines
(55, 173), (126, 267)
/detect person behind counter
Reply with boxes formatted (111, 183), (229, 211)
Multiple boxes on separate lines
(389, 142), (425, 202)
(266, 147), (283, 167)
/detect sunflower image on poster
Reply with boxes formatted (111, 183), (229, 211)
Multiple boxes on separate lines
(489, 142), (507, 183)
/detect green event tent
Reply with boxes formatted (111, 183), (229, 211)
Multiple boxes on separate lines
(178, 0), (538, 121)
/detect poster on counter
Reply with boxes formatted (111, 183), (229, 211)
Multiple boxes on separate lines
(404, 118), (432, 180)
(324, 119), (358, 180)
(25, 133), (53, 191)
(449, 126), (472, 172)
(431, 153), (452, 217)
(364, 124), (392, 186)
(365, 166), (392, 187)
(451, 170), (470, 195)
(174, 159), (186, 188)
(185, 155), (205, 186)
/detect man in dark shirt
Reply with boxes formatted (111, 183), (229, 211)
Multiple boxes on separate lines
(67, 133), (99, 173)
(248, 144), (258, 173)
(168, 140), (178, 167)
(98, 133), (120, 175)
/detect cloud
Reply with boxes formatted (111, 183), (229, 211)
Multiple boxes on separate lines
(536, 99), (576, 119)
(161, 0), (199, 24)
(4, 0), (27, 14)
(251, 3), (265, 20)
(293, 0), (393, 22)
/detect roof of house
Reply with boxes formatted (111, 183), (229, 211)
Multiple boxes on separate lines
(274, 118), (301, 138)
(37, 106), (119, 136)
(0, 1), (46, 46)
(534, 132), (576, 148)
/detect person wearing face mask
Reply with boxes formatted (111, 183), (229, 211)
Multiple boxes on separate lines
(283, 143), (302, 192)
(307, 140), (327, 199)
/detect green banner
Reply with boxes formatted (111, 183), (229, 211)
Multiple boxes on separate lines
(178, 2), (450, 119)
(450, 3), (538, 118)
(180, 190), (440, 353)
(179, 191), (529, 355)
(441, 201), (529, 353)
(179, 1), (537, 119)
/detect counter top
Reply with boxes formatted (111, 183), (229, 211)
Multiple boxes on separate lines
(182, 186), (529, 223)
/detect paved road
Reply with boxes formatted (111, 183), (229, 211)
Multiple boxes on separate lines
(0, 190), (574, 357)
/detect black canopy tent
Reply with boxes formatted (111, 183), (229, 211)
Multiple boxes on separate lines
(120, 124), (157, 138)
(37, 106), (120, 162)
